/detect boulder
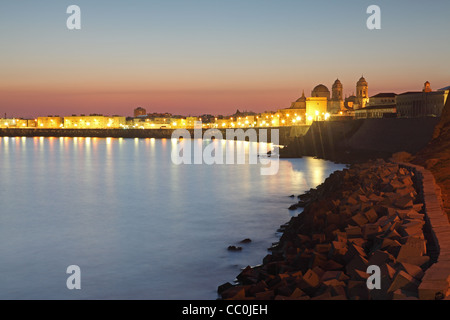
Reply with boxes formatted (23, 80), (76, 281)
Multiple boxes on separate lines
(388, 270), (420, 293)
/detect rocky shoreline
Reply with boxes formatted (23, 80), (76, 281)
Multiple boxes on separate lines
(218, 159), (435, 300)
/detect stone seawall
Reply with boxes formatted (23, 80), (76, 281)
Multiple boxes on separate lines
(398, 162), (450, 300)
(218, 159), (448, 300)
(281, 118), (441, 163)
(0, 127), (293, 144)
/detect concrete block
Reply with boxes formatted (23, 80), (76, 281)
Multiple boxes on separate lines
(394, 195), (414, 209)
(364, 208), (379, 223)
(399, 262), (424, 280)
(347, 280), (369, 300)
(368, 250), (396, 266)
(351, 213), (369, 227)
(345, 226), (362, 238)
(397, 237), (426, 263)
(388, 270), (420, 293)
(362, 224), (382, 239)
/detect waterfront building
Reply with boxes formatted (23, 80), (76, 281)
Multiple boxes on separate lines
(37, 117), (63, 128)
(0, 118), (36, 128)
(367, 93), (397, 107)
(354, 105), (397, 119)
(18, 119), (37, 128)
(0, 118), (18, 128)
(215, 118), (231, 128)
(106, 116), (127, 128)
(277, 108), (305, 125)
(354, 92), (397, 119)
(295, 77), (366, 121)
(396, 82), (449, 118)
(64, 115), (126, 129)
(184, 117), (198, 128)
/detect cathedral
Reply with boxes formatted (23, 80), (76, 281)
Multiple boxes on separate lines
(290, 77), (369, 116)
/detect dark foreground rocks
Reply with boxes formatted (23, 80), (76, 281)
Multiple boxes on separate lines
(218, 159), (434, 300)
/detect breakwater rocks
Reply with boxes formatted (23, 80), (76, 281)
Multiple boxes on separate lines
(218, 159), (437, 300)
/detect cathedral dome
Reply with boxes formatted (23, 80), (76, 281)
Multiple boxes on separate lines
(311, 84), (330, 98)
(296, 90), (306, 102)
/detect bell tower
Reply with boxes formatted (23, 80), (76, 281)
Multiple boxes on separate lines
(356, 76), (369, 109)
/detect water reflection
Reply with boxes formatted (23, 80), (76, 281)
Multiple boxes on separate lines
(0, 136), (345, 300)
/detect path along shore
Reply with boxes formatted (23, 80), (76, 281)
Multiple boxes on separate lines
(218, 158), (450, 300)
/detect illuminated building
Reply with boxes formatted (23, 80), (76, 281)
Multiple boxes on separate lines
(396, 82), (449, 118)
(37, 117), (63, 128)
(355, 76), (369, 109)
(64, 116), (126, 129)
(0, 119), (18, 128)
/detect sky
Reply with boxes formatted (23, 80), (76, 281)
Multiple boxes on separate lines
(0, 0), (449, 118)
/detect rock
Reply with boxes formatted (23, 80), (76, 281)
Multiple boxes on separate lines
(312, 234), (326, 244)
(221, 286), (247, 300)
(239, 238), (252, 244)
(399, 262), (424, 280)
(396, 237), (426, 263)
(218, 282), (233, 295)
(228, 245), (242, 251)
(352, 269), (370, 281)
(255, 290), (274, 300)
(347, 280), (369, 300)
(246, 281), (268, 297)
(351, 213), (369, 227)
(345, 255), (369, 279)
(364, 208), (379, 223)
(388, 270), (420, 293)
(289, 288), (307, 299)
(394, 195), (414, 209)
(345, 226), (363, 238)
(315, 243), (331, 254)
(322, 259), (344, 271)
(321, 270), (349, 282)
(398, 221), (425, 238)
(330, 241), (348, 258)
(362, 224), (382, 239)
(299, 269), (320, 293)
(368, 250), (396, 266)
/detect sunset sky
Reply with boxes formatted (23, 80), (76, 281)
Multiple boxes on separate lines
(0, 0), (449, 118)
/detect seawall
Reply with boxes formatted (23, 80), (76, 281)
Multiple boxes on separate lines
(0, 126), (300, 145)
(399, 162), (450, 299)
(281, 117), (441, 163)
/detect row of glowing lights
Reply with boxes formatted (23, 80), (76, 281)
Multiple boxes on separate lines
(3, 118), (116, 127)
(3, 111), (330, 128)
(220, 111), (330, 127)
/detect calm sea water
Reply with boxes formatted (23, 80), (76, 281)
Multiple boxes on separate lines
(0, 136), (345, 300)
